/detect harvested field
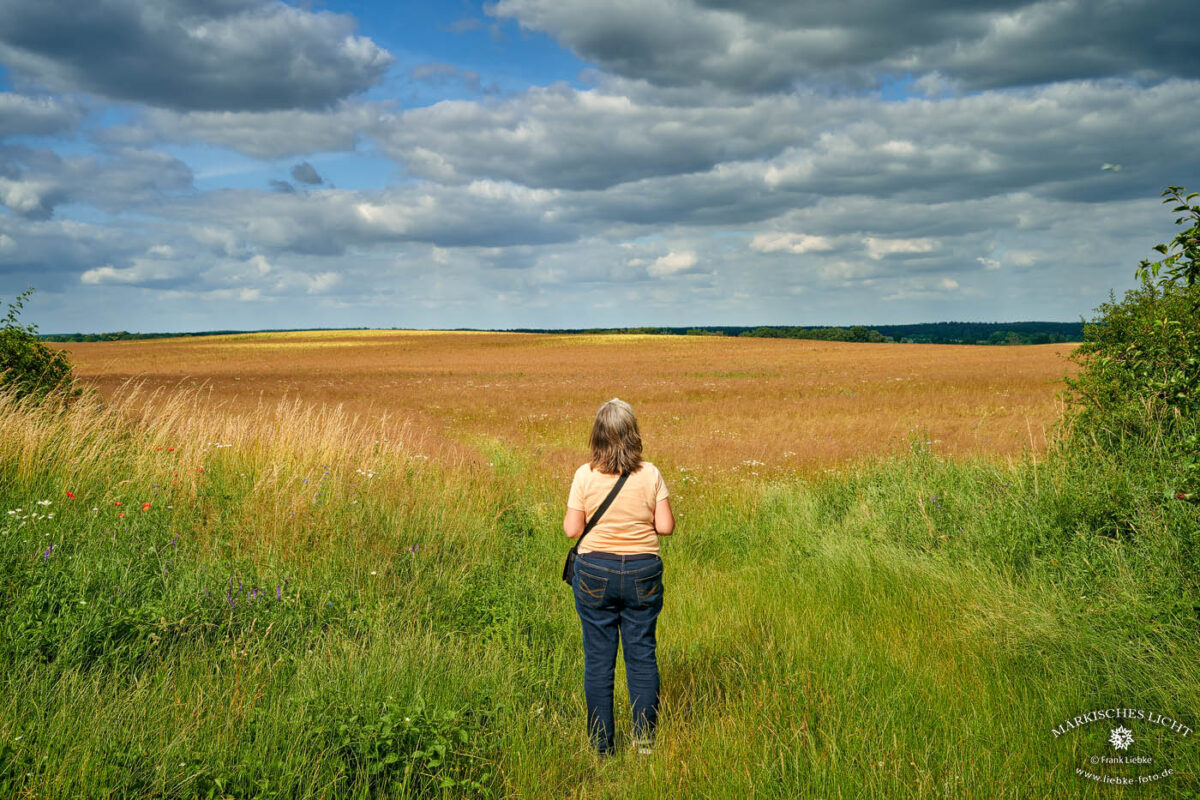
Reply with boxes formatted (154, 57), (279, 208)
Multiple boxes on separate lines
(63, 330), (1079, 475)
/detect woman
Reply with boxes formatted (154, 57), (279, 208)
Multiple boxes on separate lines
(563, 398), (675, 757)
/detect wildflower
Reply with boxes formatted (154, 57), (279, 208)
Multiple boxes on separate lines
(197, 467), (204, 474)
(113, 501), (122, 507)
(370, 570), (377, 575)
(43, 544), (54, 560)
(142, 502), (151, 511)
(66, 491), (75, 499)
(118, 513), (125, 519)
(167, 447), (174, 452)
(276, 584), (281, 600)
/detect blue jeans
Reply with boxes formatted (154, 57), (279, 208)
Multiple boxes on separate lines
(572, 551), (663, 755)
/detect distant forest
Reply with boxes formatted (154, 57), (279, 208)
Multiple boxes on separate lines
(505, 321), (1084, 345)
(39, 328), (369, 343)
(42, 321), (1084, 345)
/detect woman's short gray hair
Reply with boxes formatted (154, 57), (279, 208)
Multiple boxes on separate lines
(589, 397), (643, 474)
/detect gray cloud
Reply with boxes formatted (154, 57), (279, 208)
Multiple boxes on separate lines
(408, 62), (498, 95)
(0, 146), (193, 219)
(0, 215), (146, 296)
(443, 18), (483, 34)
(0, 0), (394, 111)
(373, 85), (850, 190)
(290, 161), (323, 186)
(374, 79), (1200, 212)
(152, 180), (576, 258)
(489, 0), (1200, 92)
(97, 103), (380, 159)
(0, 92), (82, 138)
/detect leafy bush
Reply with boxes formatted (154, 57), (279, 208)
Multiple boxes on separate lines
(320, 694), (494, 797)
(0, 288), (79, 403)
(1066, 186), (1200, 497)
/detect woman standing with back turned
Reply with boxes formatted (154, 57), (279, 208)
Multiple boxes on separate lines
(563, 398), (675, 757)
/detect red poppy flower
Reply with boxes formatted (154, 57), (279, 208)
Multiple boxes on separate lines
(66, 491), (76, 499)
(118, 512), (125, 518)
(142, 502), (151, 511)
(168, 447), (174, 452)
(113, 501), (122, 506)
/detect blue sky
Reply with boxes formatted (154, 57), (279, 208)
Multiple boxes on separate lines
(0, 0), (1197, 333)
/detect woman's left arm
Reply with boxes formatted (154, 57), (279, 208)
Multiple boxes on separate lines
(563, 508), (586, 539)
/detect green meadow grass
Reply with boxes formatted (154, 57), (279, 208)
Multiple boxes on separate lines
(1, 389), (1197, 798)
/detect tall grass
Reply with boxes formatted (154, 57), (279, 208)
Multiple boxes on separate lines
(1, 384), (1197, 798)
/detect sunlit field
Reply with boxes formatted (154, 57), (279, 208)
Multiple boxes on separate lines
(4, 331), (1196, 799)
(63, 330), (1078, 475)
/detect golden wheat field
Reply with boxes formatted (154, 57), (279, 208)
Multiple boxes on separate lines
(62, 330), (1079, 476)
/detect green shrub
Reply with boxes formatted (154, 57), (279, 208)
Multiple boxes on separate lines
(0, 288), (79, 403)
(1065, 186), (1200, 497)
(318, 694), (494, 797)
(1066, 281), (1200, 437)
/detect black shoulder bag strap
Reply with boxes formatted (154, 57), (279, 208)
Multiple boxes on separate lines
(563, 471), (630, 585)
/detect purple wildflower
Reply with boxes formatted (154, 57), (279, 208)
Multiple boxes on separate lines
(276, 584), (281, 601)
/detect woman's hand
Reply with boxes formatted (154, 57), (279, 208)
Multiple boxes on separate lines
(654, 497), (675, 536)
(563, 508), (586, 539)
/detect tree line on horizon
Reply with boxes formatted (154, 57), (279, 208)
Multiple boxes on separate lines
(505, 321), (1083, 345)
(36, 320), (1083, 346)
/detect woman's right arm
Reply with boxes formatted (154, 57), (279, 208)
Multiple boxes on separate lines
(654, 497), (674, 536)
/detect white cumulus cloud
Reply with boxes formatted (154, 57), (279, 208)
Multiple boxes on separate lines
(750, 232), (834, 254)
(648, 250), (698, 277)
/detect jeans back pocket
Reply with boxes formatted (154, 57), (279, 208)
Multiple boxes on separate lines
(574, 568), (609, 607)
(633, 570), (663, 606)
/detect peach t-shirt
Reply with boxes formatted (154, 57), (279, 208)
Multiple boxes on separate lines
(568, 461), (669, 555)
